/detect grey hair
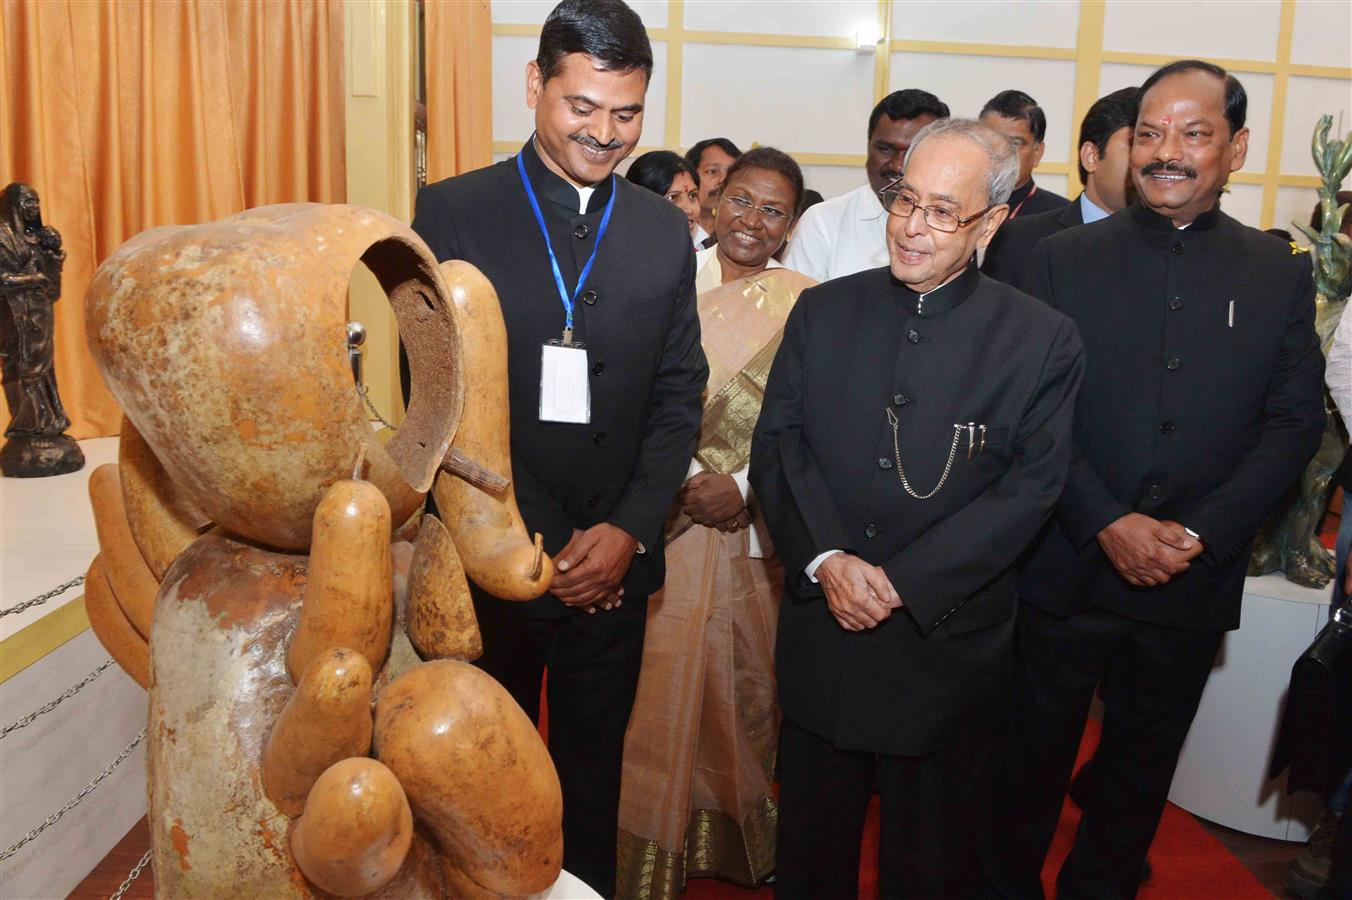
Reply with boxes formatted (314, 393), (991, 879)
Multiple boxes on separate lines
(901, 117), (1021, 206)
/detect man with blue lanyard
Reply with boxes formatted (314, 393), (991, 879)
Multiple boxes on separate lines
(411, 1), (707, 895)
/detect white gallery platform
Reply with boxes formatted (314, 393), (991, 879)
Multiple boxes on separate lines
(0, 435), (600, 899)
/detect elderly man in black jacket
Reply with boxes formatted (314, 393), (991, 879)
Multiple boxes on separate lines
(410, 1), (706, 895)
(750, 117), (1083, 900)
(982, 60), (1325, 900)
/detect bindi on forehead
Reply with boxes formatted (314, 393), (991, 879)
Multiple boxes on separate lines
(1161, 115), (1173, 126)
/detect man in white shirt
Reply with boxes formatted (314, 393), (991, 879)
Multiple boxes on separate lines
(782, 89), (949, 282)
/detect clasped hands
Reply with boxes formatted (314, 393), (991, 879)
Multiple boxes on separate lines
(553, 523), (637, 614)
(816, 552), (903, 632)
(1096, 512), (1203, 587)
(680, 472), (751, 533)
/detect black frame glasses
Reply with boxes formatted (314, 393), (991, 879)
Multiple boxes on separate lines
(878, 181), (994, 233)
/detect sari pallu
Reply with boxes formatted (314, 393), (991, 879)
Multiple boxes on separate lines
(616, 264), (814, 899)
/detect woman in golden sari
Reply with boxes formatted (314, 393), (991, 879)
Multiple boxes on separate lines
(617, 148), (816, 899)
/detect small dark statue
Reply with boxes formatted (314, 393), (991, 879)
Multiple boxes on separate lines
(0, 183), (84, 476)
(1248, 117), (1352, 587)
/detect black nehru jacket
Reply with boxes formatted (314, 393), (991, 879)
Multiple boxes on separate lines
(1019, 203), (1325, 632)
(1006, 178), (1070, 219)
(982, 200), (1084, 288)
(411, 139), (708, 616)
(751, 264), (1083, 756)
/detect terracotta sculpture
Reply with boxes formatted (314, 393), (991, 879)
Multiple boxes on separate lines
(82, 204), (561, 897)
(1248, 118), (1352, 588)
(0, 182), (84, 476)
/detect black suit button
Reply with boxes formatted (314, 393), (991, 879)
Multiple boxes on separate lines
(574, 224), (590, 239)
(864, 524), (879, 538)
(586, 494), (601, 508)
(1171, 241), (1184, 254)
(582, 289), (598, 305)
(1160, 421), (1176, 435)
(878, 457), (893, 470)
(1166, 356), (1180, 370)
(592, 431), (607, 446)
(907, 329), (920, 344)
(1169, 296), (1184, 310)
(893, 393), (909, 406)
(591, 361), (605, 375)
(1147, 484), (1163, 500)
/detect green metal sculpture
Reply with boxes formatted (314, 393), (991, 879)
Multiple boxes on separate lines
(1248, 115), (1352, 588)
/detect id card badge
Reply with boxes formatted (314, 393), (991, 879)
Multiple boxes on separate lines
(540, 340), (591, 423)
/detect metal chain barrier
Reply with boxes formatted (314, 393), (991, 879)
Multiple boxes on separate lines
(0, 574), (86, 618)
(109, 849), (152, 900)
(357, 383), (397, 431)
(0, 659), (115, 741)
(0, 727), (147, 861)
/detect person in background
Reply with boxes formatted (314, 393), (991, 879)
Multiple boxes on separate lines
(626, 150), (703, 247)
(783, 89), (949, 282)
(686, 137), (742, 247)
(752, 118), (1083, 900)
(1288, 190), (1352, 900)
(982, 60), (1325, 900)
(774, 188), (824, 263)
(409, 1), (708, 894)
(984, 87), (1139, 288)
(616, 147), (815, 900)
(980, 89), (1071, 220)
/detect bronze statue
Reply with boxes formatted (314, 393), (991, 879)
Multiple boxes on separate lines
(1247, 117), (1352, 588)
(0, 183), (84, 476)
(83, 204), (560, 897)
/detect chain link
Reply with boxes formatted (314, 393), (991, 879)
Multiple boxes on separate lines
(0, 659), (115, 741)
(887, 408), (964, 501)
(0, 574), (86, 618)
(357, 383), (397, 431)
(0, 727), (146, 861)
(109, 848), (152, 900)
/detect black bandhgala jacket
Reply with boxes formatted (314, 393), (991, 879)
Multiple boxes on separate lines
(750, 263), (1084, 755)
(1018, 203), (1325, 633)
(412, 139), (708, 616)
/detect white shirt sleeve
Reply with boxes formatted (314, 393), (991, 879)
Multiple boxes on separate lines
(805, 549), (843, 582)
(782, 203), (834, 282)
(1328, 306), (1352, 430)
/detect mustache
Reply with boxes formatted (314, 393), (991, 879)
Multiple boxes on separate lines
(1140, 161), (1198, 179)
(570, 133), (624, 151)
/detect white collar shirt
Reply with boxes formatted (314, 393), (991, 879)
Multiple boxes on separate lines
(781, 182), (889, 283)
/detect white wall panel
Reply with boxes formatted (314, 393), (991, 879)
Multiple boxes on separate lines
(1098, 61), (1154, 96)
(1103, 0), (1281, 62)
(799, 163), (867, 200)
(1274, 185), (1323, 236)
(492, 0), (668, 28)
(1219, 183), (1264, 228)
(891, 0), (1079, 49)
(1280, 76), (1352, 177)
(682, 44), (874, 154)
(1291, 0), (1352, 68)
(684, 0), (876, 38)
(492, 37), (669, 147)
(1035, 172), (1071, 200)
(889, 53), (1077, 162)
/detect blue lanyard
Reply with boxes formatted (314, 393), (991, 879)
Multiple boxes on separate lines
(516, 152), (617, 338)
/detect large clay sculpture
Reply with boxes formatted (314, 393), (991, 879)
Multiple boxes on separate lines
(82, 204), (561, 898)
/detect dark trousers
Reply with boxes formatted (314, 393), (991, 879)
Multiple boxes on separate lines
(776, 717), (992, 900)
(981, 602), (1223, 900)
(473, 592), (648, 899)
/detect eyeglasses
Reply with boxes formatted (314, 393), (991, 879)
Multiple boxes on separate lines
(723, 194), (790, 224)
(878, 185), (994, 233)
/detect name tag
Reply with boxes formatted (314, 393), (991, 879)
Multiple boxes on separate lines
(540, 341), (591, 423)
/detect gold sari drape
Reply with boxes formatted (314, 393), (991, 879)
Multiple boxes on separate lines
(617, 263), (815, 899)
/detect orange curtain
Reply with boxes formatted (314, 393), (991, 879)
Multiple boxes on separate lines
(0, 0), (345, 439)
(424, 0), (492, 184)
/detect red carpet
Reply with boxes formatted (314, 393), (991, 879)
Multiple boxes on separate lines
(681, 717), (1270, 899)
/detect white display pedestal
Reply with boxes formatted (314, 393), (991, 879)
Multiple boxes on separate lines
(1168, 572), (1331, 841)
